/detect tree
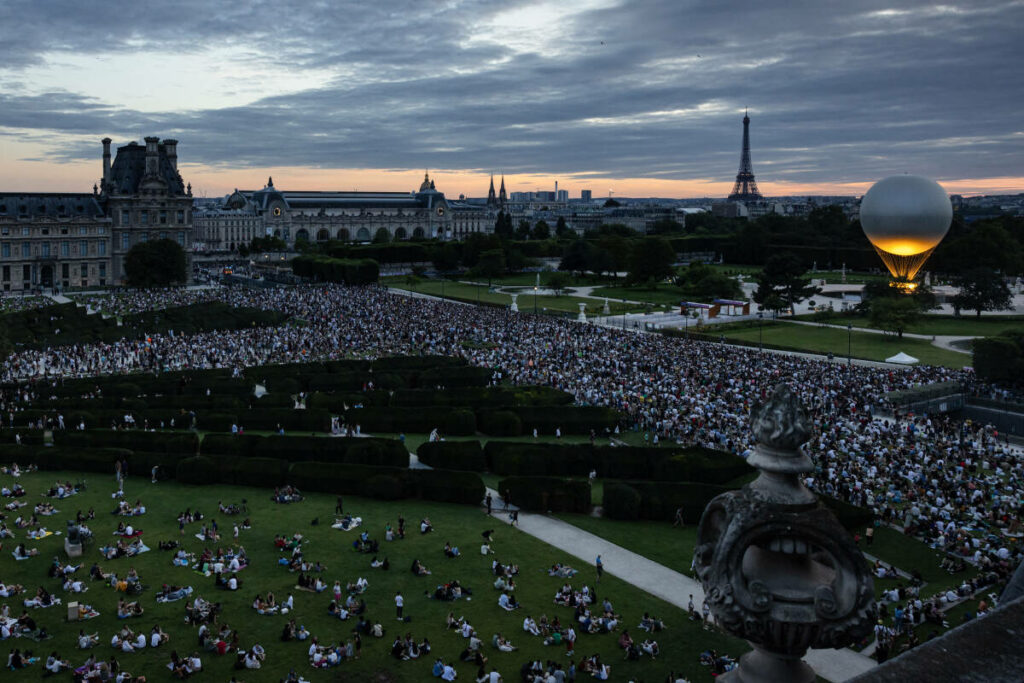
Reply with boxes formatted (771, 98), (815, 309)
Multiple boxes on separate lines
(515, 220), (532, 240)
(676, 263), (742, 300)
(973, 333), (1024, 383)
(547, 271), (572, 297)
(868, 296), (921, 338)
(474, 249), (506, 286)
(952, 267), (1013, 317)
(431, 243), (460, 273)
(372, 228), (391, 244)
(124, 239), (187, 287)
(627, 237), (675, 287)
(555, 216), (572, 239)
(494, 211), (514, 239)
(649, 217), (684, 235)
(559, 240), (594, 277)
(859, 279), (938, 313)
(753, 252), (821, 315)
(531, 220), (551, 240)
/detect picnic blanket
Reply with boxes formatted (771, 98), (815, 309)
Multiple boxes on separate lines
(331, 516), (363, 531)
(25, 597), (62, 608)
(156, 586), (193, 603)
(27, 529), (57, 540)
(11, 551), (35, 560)
(114, 530), (144, 539)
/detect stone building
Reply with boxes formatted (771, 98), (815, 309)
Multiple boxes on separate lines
(0, 193), (111, 291)
(232, 173), (453, 245)
(193, 196), (262, 251)
(0, 137), (193, 292)
(101, 137), (193, 281)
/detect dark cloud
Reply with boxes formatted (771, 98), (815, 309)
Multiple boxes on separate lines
(1, 0), (1022, 190)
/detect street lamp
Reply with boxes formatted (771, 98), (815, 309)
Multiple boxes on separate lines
(847, 324), (852, 366)
(534, 285), (538, 314)
(622, 298), (626, 330)
(684, 308), (688, 339)
(758, 311), (763, 351)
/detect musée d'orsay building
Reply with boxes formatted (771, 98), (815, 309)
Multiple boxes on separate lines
(0, 137), (193, 292)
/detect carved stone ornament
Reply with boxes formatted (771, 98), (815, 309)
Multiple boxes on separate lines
(694, 384), (875, 683)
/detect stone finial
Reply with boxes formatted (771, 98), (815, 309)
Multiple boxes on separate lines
(750, 383), (810, 451)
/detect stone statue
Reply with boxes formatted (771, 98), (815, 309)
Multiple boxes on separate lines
(694, 384), (875, 682)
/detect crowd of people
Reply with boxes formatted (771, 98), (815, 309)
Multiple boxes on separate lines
(2, 280), (1023, 667)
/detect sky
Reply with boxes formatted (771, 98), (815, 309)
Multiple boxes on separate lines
(0, 0), (1022, 200)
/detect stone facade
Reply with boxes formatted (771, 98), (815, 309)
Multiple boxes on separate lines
(193, 199), (262, 252)
(0, 137), (193, 292)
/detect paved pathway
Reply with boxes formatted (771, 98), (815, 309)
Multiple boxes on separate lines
(485, 488), (877, 682)
(784, 319), (974, 355)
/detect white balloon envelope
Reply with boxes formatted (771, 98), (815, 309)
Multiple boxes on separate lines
(860, 175), (952, 283)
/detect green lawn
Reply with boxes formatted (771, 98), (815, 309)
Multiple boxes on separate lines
(792, 313), (1024, 337)
(588, 285), (694, 308)
(718, 322), (971, 368)
(867, 526), (979, 598)
(386, 280), (643, 316)
(0, 469), (745, 682)
(477, 272), (621, 288)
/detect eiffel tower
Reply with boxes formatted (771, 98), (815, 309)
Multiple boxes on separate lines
(728, 109), (762, 201)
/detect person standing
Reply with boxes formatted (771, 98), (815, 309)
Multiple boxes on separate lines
(336, 496), (344, 515)
(595, 555), (603, 583)
(395, 591), (404, 621)
(565, 625), (576, 658)
(485, 493), (492, 516)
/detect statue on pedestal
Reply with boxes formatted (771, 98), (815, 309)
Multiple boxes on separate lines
(577, 303), (587, 323)
(510, 294), (519, 312)
(694, 384), (875, 683)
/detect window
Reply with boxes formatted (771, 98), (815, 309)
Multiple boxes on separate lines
(1, 265), (8, 281)
(62, 263), (69, 279)
(22, 227), (30, 236)
(140, 210), (149, 225)
(22, 265), (30, 281)
(98, 242), (106, 256)
(1, 244), (9, 258)
(177, 231), (185, 246)
(60, 227), (68, 235)
(41, 243), (50, 258)
(159, 210), (167, 224)
(80, 240), (88, 256)
(97, 226), (105, 235)
(1, 227), (8, 235)
(41, 227), (49, 235)
(121, 210), (130, 225)
(176, 210), (184, 223)
(99, 263), (106, 277)
(159, 231), (167, 241)
(121, 234), (130, 250)
(80, 264), (88, 279)
(80, 227), (88, 235)
(61, 241), (70, 257)
(22, 242), (30, 258)
(140, 233), (148, 243)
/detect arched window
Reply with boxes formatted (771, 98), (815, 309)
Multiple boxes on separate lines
(356, 227), (370, 241)
(337, 228), (350, 241)
(316, 228), (330, 242)
(295, 228), (310, 242)
(413, 227), (425, 239)
(394, 227), (407, 241)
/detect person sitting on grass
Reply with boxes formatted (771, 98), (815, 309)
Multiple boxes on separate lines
(411, 558), (432, 576)
(498, 591), (519, 611)
(641, 638), (659, 658)
(492, 632), (517, 652)
(444, 542), (460, 558)
(420, 518), (433, 534)
(77, 630), (99, 649)
(370, 556), (389, 570)
(45, 650), (69, 674)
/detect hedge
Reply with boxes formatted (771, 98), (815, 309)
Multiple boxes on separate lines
(602, 482), (642, 520)
(413, 469), (484, 505)
(821, 494), (876, 531)
(477, 411), (522, 437)
(506, 406), (621, 434)
(444, 410), (477, 436)
(498, 476), (591, 513)
(53, 429), (199, 455)
(201, 434), (409, 468)
(623, 481), (732, 522)
(343, 407), (452, 434)
(287, 462), (412, 497)
(0, 429), (46, 445)
(416, 441), (486, 472)
(291, 255), (379, 285)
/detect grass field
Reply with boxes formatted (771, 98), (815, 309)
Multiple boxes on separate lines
(588, 285), (692, 308)
(555, 515), (698, 577)
(0, 469), (745, 682)
(385, 279), (644, 316)
(792, 313), (1024, 337)
(717, 322), (971, 368)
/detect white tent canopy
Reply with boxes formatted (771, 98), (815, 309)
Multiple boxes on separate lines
(886, 352), (919, 365)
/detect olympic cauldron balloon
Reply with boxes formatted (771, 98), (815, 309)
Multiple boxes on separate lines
(860, 175), (952, 285)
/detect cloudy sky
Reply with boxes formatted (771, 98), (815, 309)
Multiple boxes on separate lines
(1, 0), (1021, 198)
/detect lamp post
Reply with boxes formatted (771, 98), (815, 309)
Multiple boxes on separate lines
(847, 324), (852, 366)
(684, 308), (688, 339)
(758, 311), (763, 351)
(533, 285), (538, 314)
(622, 298), (626, 330)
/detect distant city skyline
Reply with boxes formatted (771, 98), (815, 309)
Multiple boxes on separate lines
(1, 1), (1022, 198)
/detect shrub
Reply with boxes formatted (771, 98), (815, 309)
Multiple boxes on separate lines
(478, 410), (522, 437)
(215, 456), (289, 488)
(414, 469), (485, 505)
(366, 474), (405, 501)
(820, 495), (875, 531)
(416, 441), (486, 471)
(444, 409), (477, 436)
(419, 366), (492, 389)
(498, 476), (591, 513)
(202, 433), (262, 457)
(602, 482), (642, 520)
(175, 456), (219, 485)
(287, 462), (411, 498)
(53, 430), (198, 455)
(627, 481), (732, 521)
(509, 406), (621, 434)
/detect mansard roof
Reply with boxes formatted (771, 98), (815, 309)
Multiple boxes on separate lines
(242, 189), (449, 212)
(0, 193), (105, 219)
(108, 141), (186, 195)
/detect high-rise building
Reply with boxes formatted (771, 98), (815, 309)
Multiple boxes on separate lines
(727, 110), (762, 201)
(556, 190), (568, 202)
(581, 190), (592, 201)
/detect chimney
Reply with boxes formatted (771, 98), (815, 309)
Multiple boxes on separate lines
(144, 136), (159, 175)
(102, 138), (112, 191)
(163, 139), (178, 170)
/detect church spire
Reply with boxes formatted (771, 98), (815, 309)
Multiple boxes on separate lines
(487, 174), (497, 206)
(498, 174), (507, 204)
